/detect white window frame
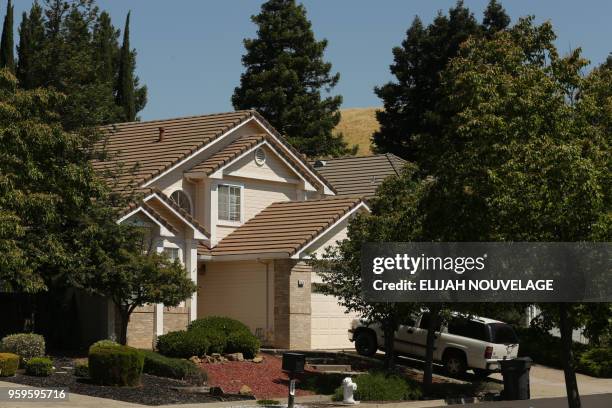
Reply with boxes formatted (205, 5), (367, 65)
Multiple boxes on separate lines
(217, 182), (244, 226)
(169, 189), (194, 216)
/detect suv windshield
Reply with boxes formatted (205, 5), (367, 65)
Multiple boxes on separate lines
(488, 323), (519, 344)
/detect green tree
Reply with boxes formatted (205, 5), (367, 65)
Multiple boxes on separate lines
(16, 2), (44, 89)
(0, 0), (14, 71)
(429, 18), (609, 407)
(82, 219), (197, 345)
(373, 0), (510, 172)
(232, 0), (351, 157)
(0, 67), (107, 291)
(15, 1), (146, 129)
(115, 11), (135, 122)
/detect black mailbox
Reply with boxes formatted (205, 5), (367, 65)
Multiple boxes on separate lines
(282, 352), (305, 374)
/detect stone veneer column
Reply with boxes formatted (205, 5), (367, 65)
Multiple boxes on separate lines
(274, 259), (312, 349)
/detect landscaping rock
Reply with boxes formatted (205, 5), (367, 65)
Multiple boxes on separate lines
(203, 354), (227, 364)
(238, 384), (252, 396)
(226, 353), (244, 362)
(189, 356), (201, 364)
(252, 356), (264, 363)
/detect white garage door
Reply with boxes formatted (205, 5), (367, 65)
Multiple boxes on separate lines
(311, 292), (358, 349)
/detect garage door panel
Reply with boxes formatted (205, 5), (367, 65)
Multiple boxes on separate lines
(311, 293), (358, 349)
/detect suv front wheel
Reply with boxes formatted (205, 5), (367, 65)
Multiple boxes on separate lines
(354, 330), (377, 357)
(442, 350), (467, 377)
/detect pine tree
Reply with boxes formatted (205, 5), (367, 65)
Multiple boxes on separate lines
(232, 0), (351, 157)
(116, 11), (135, 122)
(373, 0), (510, 172)
(0, 0), (14, 71)
(483, 0), (510, 35)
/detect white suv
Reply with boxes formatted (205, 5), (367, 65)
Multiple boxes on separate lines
(349, 312), (519, 378)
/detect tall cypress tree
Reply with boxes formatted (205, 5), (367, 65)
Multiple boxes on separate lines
(116, 11), (135, 122)
(0, 0), (14, 71)
(373, 0), (510, 172)
(16, 2), (45, 89)
(232, 0), (351, 157)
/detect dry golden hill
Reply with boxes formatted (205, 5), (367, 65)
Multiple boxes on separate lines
(334, 107), (380, 156)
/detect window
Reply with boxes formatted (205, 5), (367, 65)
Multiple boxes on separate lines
(419, 313), (441, 331)
(218, 184), (241, 222)
(163, 247), (180, 263)
(488, 323), (518, 344)
(448, 318), (488, 342)
(170, 190), (192, 215)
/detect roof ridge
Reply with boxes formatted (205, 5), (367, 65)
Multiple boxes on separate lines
(102, 110), (255, 129)
(310, 153), (392, 162)
(272, 196), (362, 206)
(385, 153), (403, 175)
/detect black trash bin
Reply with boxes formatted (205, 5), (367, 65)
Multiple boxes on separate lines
(500, 357), (532, 400)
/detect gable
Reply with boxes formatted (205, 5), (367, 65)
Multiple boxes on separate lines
(225, 144), (306, 184)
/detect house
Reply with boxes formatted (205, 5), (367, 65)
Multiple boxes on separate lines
(93, 110), (405, 350)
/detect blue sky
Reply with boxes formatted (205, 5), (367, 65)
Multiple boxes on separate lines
(10, 0), (612, 121)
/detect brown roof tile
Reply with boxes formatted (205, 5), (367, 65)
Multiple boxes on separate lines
(93, 111), (256, 191)
(310, 153), (407, 197)
(207, 196), (365, 257)
(187, 134), (266, 176)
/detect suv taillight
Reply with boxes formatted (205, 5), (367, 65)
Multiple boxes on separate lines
(484, 346), (493, 359)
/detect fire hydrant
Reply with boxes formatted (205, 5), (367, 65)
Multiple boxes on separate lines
(342, 377), (359, 404)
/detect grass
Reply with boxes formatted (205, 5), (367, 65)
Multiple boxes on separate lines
(334, 107), (380, 156)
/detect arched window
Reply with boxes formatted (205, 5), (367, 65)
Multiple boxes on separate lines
(170, 190), (192, 215)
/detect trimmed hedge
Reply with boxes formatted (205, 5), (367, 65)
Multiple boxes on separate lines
(226, 331), (260, 359)
(332, 372), (422, 401)
(141, 350), (207, 384)
(188, 316), (251, 336)
(158, 317), (260, 359)
(157, 330), (210, 358)
(578, 348), (612, 378)
(89, 343), (144, 386)
(0, 353), (19, 377)
(25, 357), (53, 377)
(1, 333), (45, 365)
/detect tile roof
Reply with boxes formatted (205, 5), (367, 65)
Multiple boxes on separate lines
(310, 153), (407, 197)
(206, 196), (365, 257)
(187, 134), (266, 176)
(92, 111), (256, 192)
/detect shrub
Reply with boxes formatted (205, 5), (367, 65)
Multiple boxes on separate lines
(199, 329), (227, 354)
(74, 360), (89, 378)
(25, 357), (53, 377)
(188, 316), (251, 336)
(89, 343), (144, 386)
(157, 330), (210, 358)
(0, 353), (19, 377)
(226, 331), (260, 359)
(140, 350), (207, 384)
(89, 339), (121, 350)
(578, 348), (612, 378)
(0, 333), (45, 365)
(332, 372), (421, 401)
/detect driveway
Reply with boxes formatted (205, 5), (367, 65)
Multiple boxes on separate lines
(489, 364), (612, 399)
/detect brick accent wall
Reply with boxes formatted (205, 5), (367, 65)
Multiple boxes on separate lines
(274, 260), (312, 349)
(127, 305), (155, 349)
(126, 305), (190, 349)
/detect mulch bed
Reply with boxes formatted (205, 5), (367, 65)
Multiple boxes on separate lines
(2, 357), (252, 406)
(203, 354), (318, 398)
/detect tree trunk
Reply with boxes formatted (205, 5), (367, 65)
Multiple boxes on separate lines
(118, 309), (130, 346)
(559, 303), (581, 408)
(383, 319), (396, 370)
(423, 306), (440, 396)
